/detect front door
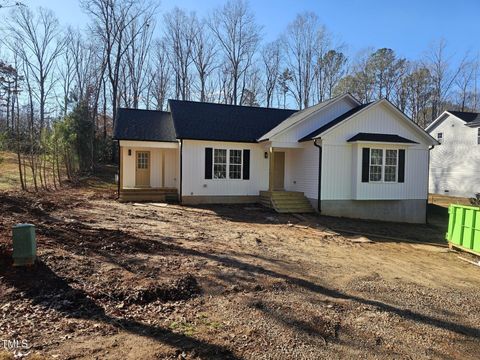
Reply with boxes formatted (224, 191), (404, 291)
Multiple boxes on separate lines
(135, 151), (150, 187)
(273, 152), (285, 190)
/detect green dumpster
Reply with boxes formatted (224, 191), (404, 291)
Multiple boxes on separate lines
(12, 224), (36, 266)
(446, 205), (480, 256)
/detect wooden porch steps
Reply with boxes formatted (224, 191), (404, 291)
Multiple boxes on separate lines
(119, 188), (178, 202)
(259, 191), (315, 213)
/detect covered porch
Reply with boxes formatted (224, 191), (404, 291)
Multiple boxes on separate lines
(260, 145), (315, 213)
(119, 140), (179, 202)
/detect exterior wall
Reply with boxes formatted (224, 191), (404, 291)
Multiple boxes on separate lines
(322, 103), (430, 201)
(120, 144), (179, 189)
(429, 114), (480, 197)
(284, 141), (319, 200)
(272, 97), (357, 144)
(181, 140), (269, 197)
(280, 102), (431, 223)
(321, 199), (426, 223)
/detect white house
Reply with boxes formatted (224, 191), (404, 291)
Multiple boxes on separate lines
(427, 110), (480, 198)
(114, 93), (437, 223)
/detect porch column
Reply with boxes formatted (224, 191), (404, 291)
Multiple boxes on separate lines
(119, 146), (123, 191)
(268, 147), (275, 191)
(161, 150), (166, 188)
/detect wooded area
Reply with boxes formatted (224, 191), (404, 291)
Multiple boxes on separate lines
(0, 0), (478, 191)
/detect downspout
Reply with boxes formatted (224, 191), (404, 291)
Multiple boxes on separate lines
(313, 138), (322, 213)
(117, 141), (120, 200)
(426, 145), (435, 224)
(179, 139), (183, 203)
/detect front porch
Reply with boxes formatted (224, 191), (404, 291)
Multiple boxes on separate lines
(260, 146), (315, 213)
(260, 191), (314, 213)
(119, 140), (180, 202)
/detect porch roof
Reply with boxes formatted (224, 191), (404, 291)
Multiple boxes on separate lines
(114, 108), (177, 142)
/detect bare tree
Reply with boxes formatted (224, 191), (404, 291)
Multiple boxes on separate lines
(425, 39), (465, 120)
(148, 39), (171, 110)
(81, 0), (156, 128)
(124, 16), (154, 108)
(283, 12), (325, 109)
(262, 40), (281, 108)
(209, 0), (260, 105)
(8, 6), (64, 130)
(163, 7), (194, 101)
(191, 15), (217, 102)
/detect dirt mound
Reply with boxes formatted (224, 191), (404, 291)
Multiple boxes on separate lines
(111, 275), (201, 305)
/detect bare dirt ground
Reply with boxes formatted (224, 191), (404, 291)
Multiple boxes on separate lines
(1, 185), (479, 359)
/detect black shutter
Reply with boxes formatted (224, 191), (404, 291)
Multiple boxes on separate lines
(398, 149), (405, 183)
(361, 148), (370, 182)
(205, 147), (213, 179)
(243, 149), (250, 180)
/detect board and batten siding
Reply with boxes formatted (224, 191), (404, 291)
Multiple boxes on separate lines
(284, 142), (319, 200)
(120, 142), (179, 189)
(429, 114), (480, 197)
(321, 103), (430, 201)
(181, 140), (269, 196)
(272, 97), (357, 144)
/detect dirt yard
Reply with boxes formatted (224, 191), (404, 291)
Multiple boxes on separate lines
(0, 185), (479, 359)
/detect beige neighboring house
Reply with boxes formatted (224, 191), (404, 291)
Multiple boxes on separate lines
(113, 94), (437, 223)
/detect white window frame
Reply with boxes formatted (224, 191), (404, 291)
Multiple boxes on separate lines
(437, 132), (443, 144)
(384, 149), (398, 183)
(213, 148), (227, 179)
(369, 148), (399, 183)
(212, 148), (243, 180)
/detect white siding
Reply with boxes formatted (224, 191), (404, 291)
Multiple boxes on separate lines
(320, 103), (430, 201)
(181, 140), (268, 196)
(271, 97), (357, 144)
(284, 142), (319, 200)
(429, 114), (480, 197)
(121, 146), (179, 189)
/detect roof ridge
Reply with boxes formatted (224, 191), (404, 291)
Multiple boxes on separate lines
(168, 99), (297, 112)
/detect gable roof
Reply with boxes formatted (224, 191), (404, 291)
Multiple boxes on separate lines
(114, 108), (176, 142)
(448, 110), (480, 123)
(426, 110), (480, 132)
(298, 103), (370, 142)
(258, 93), (361, 141)
(168, 100), (296, 143)
(347, 133), (418, 144)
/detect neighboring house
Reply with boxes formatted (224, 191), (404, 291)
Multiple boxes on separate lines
(113, 93), (437, 223)
(427, 110), (480, 198)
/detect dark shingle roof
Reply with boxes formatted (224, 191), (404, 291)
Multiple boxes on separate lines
(347, 133), (418, 144)
(299, 103), (371, 142)
(114, 108), (176, 142)
(448, 110), (480, 123)
(168, 100), (297, 142)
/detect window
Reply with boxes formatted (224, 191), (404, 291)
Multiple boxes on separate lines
(137, 152), (149, 169)
(437, 132), (443, 144)
(369, 149), (383, 182)
(213, 149), (243, 179)
(229, 150), (242, 179)
(369, 148), (398, 182)
(385, 149), (398, 182)
(213, 149), (227, 179)
(477, 128), (480, 145)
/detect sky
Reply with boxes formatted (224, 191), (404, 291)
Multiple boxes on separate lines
(21, 0), (480, 63)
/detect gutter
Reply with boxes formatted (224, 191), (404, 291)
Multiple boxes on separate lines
(313, 138), (322, 212)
